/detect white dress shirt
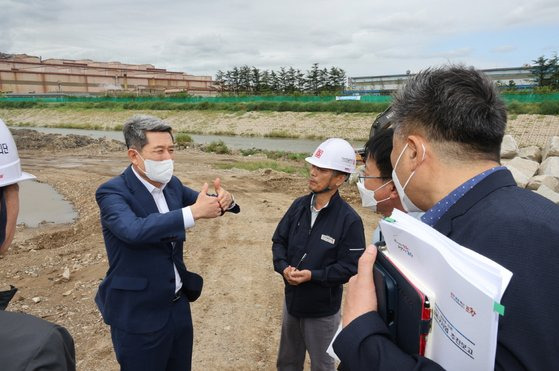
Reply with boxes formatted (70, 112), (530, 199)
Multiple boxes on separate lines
(132, 166), (195, 293)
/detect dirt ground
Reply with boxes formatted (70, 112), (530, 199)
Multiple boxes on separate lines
(1, 110), (558, 370)
(0, 130), (377, 370)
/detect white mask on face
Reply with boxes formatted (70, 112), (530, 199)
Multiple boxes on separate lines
(135, 151), (174, 184)
(392, 143), (425, 213)
(356, 178), (393, 213)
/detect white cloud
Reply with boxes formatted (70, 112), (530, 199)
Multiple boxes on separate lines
(1, 0), (558, 77)
(492, 45), (517, 53)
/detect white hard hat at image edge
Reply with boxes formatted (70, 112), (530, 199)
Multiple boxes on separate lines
(0, 118), (36, 187)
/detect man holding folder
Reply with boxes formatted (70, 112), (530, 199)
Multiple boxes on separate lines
(334, 65), (559, 370)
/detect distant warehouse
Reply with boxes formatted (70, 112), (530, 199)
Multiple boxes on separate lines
(347, 66), (535, 95)
(0, 53), (216, 96)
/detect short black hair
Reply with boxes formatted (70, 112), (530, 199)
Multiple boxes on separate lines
(365, 128), (394, 178)
(391, 65), (506, 161)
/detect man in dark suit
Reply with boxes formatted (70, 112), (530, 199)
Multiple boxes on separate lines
(95, 115), (237, 371)
(333, 66), (559, 370)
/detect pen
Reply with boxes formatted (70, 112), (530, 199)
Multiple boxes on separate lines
(295, 253), (307, 270)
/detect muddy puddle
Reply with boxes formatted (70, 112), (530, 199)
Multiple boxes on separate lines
(17, 181), (78, 227)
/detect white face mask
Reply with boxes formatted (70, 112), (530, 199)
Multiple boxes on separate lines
(135, 151), (174, 184)
(392, 143), (425, 213)
(356, 178), (392, 213)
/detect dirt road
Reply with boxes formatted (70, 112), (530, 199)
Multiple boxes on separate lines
(1, 134), (377, 370)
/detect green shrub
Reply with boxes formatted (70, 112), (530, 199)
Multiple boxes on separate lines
(196, 101), (211, 110)
(175, 132), (193, 145)
(287, 152), (307, 161)
(540, 101), (559, 115)
(506, 101), (541, 114)
(240, 148), (260, 156)
(203, 140), (231, 154)
(507, 101), (524, 114)
(0, 101), (39, 108)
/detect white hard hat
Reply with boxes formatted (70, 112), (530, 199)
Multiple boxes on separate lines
(305, 138), (356, 174)
(0, 118), (36, 187)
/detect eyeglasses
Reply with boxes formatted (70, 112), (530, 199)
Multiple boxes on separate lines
(357, 169), (391, 182)
(357, 174), (391, 182)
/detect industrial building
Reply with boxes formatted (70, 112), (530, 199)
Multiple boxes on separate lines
(0, 53), (216, 96)
(347, 66), (536, 94)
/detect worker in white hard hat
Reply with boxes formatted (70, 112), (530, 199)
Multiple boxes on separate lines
(0, 118), (36, 255)
(0, 118), (76, 370)
(272, 138), (366, 371)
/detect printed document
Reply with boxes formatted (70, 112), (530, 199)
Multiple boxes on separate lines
(379, 210), (512, 371)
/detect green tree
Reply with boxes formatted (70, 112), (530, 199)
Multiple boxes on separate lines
(238, 65), (252, 93)
(269, 71), (280, 93)
(328, 67), (346, 92)
(225, 67), (240, 93)
(305, 63), (321, 94)
(532, 56), (549, 87)
(260, 70), (271, 93)
(251, 67), (262, 94)
(285, 67), (297, 94)
(549, 54), (559, 89)
(215, 70), (226, 93)
(278, 67), (288, 93)
(531, 54), (558, 89)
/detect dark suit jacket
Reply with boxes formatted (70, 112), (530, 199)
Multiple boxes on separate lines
(95, 165), (202, 334)
(0, 310), (76, 371)
(334, 169), (559, 370)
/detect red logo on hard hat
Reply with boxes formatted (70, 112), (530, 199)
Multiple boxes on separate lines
(315, 149), (324, 158)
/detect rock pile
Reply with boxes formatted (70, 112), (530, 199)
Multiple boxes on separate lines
(10, 128), (125, 152)
(501, 135), (559, 204)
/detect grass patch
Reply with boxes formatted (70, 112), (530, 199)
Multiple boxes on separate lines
(264, 130), (299, 138)
(203, 140), (231, 154)
(212, 130), (236, 136)
(2, 98), (557, 115)
(55, 122), (106, 130)
(540, 101), (559, 115)
(175, 132), (193, 145)
(10, 122), (37, 128)
(240, 148), (308, 161)
(506, 101), (541, 115)
(216, 160), (305, 175)
(303, 133), (324, 140)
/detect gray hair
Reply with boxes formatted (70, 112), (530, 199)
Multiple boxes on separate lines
(123, 115), (174, 149)
(391, 65), (507, 162)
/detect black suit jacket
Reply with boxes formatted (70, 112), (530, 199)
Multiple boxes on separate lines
(333, 169), (559, 370)
(0, 310), (76, 371)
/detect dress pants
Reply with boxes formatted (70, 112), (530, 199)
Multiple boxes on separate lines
(277, 302), (340, 371)
(111, 294), (193, 371)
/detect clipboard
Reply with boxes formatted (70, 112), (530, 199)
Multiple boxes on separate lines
(373, 245), (432, 355)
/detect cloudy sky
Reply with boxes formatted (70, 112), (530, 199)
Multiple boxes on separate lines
(1, 0), (558, 78)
